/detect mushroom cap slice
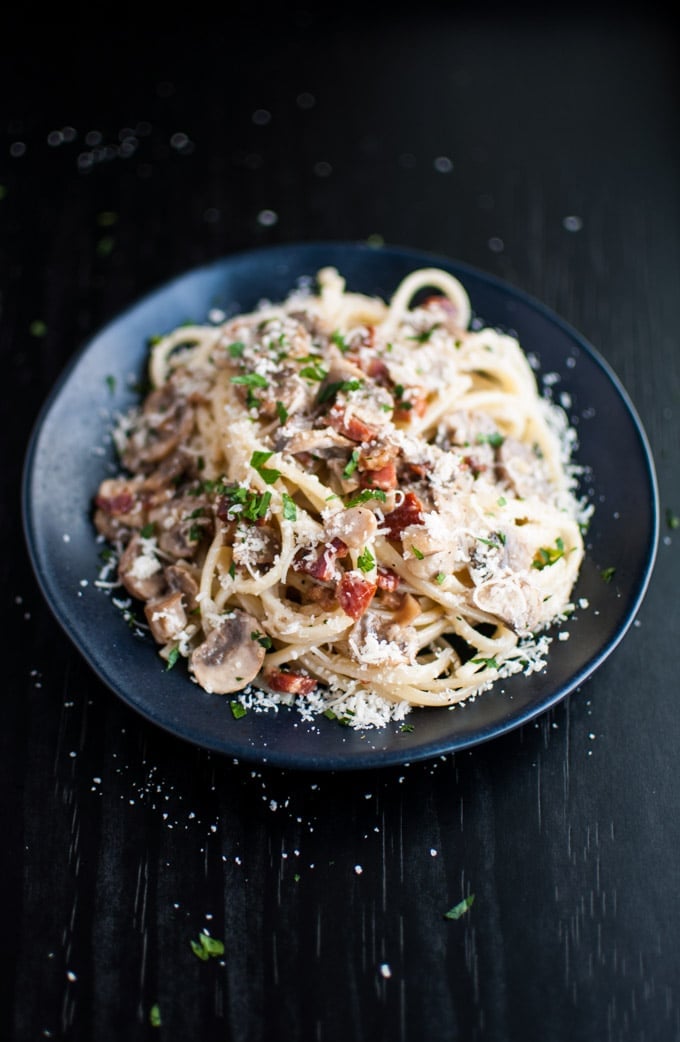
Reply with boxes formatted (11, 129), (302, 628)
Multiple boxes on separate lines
(189, 610), (266, 695)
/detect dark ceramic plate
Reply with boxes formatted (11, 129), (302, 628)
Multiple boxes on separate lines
(22, 242), (659, 770)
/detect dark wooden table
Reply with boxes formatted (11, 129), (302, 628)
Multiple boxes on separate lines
(2, 11), (678, 1042)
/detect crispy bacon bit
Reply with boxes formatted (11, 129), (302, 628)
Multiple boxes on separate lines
(394, 388), (427, 423)
(359, 460), (397, 491)
(421, 294), (458, 315)
(293, 537), (348, 581)
(376, 567), (400, 592)
(337, 572), (377, 620)
(363, 357), (390, 383)
(382, 491), (425, 538)
(327, 403), (377, 443)
(95, 490), (136, 515)
(265, 668), (318, 696)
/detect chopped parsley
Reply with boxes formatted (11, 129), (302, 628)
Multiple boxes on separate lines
(149, 1004), (162, 1028)
(230, 700), (247, 719)
(317, 378), (363, 404)
(408, 324), (439, 343)
(299, 360), (328, 382)
(357, 547), (375, 573)
(600, 566), (616, 583)
(434, 572), (446, 585)
(250, 450), (281, 485)
(282, 492), (297, 521)
(251, 630), (272, 649)
(400, 723), (415, 733)
(343, 449), (360, 478)
(330, 330), (348, 353)
(140, 522), (155, 539)
(411, 546), (425, 560)
(444, 894), (475, 920)
(166, 646), (180, 671)
(105, 374), (116, 394)
(227, 341), (246, 357)
(190, 931), (225, 960)
(231, 372), (268, 388)
(275, 400), (289, 424)
(345, 488), (387, 508)
(475, 431), (505, 448)
(666, 508), (679, 531)
(215, 483), (272, 522)
(532, 537), (565, 570)
(471, 655), (499, 670)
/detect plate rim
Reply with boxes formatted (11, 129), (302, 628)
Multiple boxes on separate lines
(21, 240), (660, 770)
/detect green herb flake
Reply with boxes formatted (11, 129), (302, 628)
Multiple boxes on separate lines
(251, 630), (273, 650)
(299, 360), (328, 382)
(666, 509), (679, 531)
(230, 700), (247, 719)
(330, 330), (348, 352)
(532, 537), (566, 570)
(471, 656), (499, 670)
(166, 646), (180, 671)
(282, 492), (297, 521)
(434, 572), (446, 585)
(228, 341), (246, 358)
(105, 374), (116, 394)
(29, 319), (47, 338)
(149, 1004), (162, 1028)
(400, 723), (415, 733)
(475, 431), (505, 448)
(497, 496), (507, 507)
(140, 523), (155, 539)
(357, 547), (375, 573)
(275, 400), (289, 424)
(600, 566), (616, 583)
(317, 378), (363, 404)
(189, 929), (223, 958)
(444, 894), (475, 920)
(343, 449), (360, 479)
(0, 185), (7, 201)
(411, 546), (425, 560)
(96, 235), (115, 258)
(345, 489), (387, 508)
(231, 372), (268, 389)
(249, 450), (281, 485)
(408, 324), (440, 343)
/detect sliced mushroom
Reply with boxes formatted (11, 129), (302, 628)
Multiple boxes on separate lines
(121, 383), (195, 471)
(325, 506), (378, 549)
(144, 589), (187, 644)
(190, 609), (266, 694)
(164, 562), (200, 612)
(277, 426), (353, 458)
(497, 437), (551, 499)
(117, 533), (166, 600)
(471, 576), (543, 636)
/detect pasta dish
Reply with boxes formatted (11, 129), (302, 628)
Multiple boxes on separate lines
(93, 266), (589, 729)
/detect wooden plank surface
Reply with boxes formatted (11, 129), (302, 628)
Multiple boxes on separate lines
(1, 11), (678, 1042)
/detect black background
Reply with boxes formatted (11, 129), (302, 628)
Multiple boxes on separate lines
(2, 9), (679, 1042)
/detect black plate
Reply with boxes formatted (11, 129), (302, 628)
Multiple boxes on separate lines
(22, 242), (659, 770)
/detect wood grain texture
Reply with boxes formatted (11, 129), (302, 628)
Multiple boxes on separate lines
(1, 10), (678, 1042)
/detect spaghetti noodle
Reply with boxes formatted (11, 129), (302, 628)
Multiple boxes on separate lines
(93, 266), (589, 728)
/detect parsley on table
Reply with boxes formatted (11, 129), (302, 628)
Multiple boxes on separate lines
(444, 894), (475, 920)
(190, 931), (225, 960)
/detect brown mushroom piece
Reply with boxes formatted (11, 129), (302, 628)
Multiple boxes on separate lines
(121, 384), (195, 472)
(144, 590), (187, 644)
(117, 532), (166, 600)
(190, 609), (266, 694)
(276, 426), (354, 459)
